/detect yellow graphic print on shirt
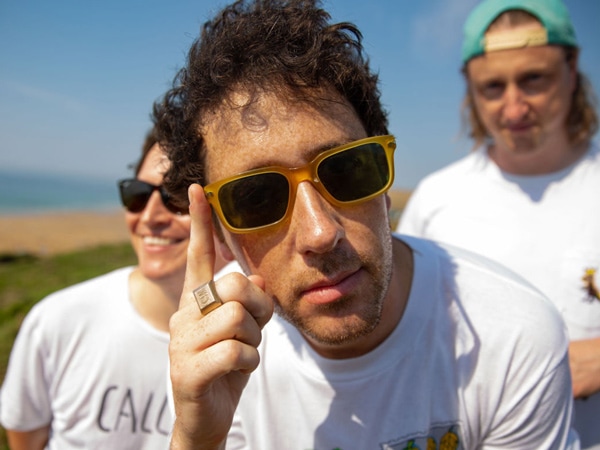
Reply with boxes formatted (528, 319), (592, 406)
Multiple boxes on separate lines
(389, 424), (461, 450)
(582, 267), (600, 302)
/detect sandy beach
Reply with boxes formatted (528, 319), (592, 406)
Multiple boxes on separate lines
(0, 189), (411, 257)
(0, 209), (130, 257)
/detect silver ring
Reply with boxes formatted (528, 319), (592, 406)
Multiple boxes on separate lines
(193, 280), (223, 315)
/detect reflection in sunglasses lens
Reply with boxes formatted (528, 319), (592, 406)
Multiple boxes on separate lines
(319, 144), (389, 201)
(220, 173), (290, 229)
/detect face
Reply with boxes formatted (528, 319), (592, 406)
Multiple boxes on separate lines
(467, 23), (577, 166)
(125, 144), (191, 281)
(203, 91), (394, 355)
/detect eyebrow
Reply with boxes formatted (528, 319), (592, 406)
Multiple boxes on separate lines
(209, 134), (368, 185)
(266, 136), (364, 169)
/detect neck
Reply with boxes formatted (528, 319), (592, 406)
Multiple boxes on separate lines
(489, 135), (588, 175)
(128, 268), (183, 332)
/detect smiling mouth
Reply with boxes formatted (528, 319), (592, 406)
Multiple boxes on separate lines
(142, 235), (182, 246)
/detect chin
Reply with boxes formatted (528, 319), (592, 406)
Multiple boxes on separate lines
(139, 262), (185, 281)
(502, 130), (541, 151)
(277, 298), (382, 346)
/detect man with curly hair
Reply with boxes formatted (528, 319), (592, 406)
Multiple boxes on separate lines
(155, 1), (579, 448)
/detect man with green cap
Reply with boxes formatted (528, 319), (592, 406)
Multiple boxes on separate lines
(398, 1), (599, 448)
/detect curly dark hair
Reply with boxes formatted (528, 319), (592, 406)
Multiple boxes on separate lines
(153, 0), (389, 207)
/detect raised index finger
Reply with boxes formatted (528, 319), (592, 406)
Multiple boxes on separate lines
(179, 183), (217, 309)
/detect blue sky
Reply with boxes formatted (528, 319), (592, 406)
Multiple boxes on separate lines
(1, 0), (598, 190)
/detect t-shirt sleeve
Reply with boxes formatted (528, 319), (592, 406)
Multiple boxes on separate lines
(0, 304), (53, 430)
(483, 352), (579, 449)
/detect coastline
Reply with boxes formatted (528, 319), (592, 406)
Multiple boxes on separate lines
(0, 189), (412, 258)
(0, 209), (130, 257)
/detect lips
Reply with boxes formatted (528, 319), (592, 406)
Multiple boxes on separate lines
(301, 269), (362, 306)
(505, 121), (534, 133)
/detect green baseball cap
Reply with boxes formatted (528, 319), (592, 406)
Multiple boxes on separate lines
(462, 0), (578, 63)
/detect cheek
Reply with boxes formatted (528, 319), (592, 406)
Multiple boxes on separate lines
(230, 233), (281, 275)
(352, 196), (390, 228)
(124, 213), (145, 260)
(540, 87), (572, 122)
(175, 216), (192, 235)
(124, 213), (138, 235)
(473, 98), (500, 128)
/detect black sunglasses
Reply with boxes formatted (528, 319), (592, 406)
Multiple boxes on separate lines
(118, 179), (188, 215)
(204, 135), (396, 233)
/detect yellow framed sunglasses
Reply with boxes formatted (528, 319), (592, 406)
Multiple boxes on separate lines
(204, 135), (396, 233)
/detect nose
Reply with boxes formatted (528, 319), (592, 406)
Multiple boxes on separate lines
(291, 182), (344, 255)
(139, 190), (171, 225)
(502, 84), (529, 123)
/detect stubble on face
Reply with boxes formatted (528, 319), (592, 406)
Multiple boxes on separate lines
(202, 88), (396, 353)
(275, 223), (394, 348)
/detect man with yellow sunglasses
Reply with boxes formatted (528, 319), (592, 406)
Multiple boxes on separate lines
(155, 1), (579, 448)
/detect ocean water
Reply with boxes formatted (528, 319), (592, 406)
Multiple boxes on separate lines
(0, 170), (122, 215)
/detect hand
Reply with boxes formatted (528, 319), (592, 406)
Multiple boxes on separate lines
(569, 337), (600, 399)
(169, 184), (274, 450)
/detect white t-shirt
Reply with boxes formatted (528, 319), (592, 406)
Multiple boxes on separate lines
(0, 267), (172, 450)
(398, 143), (600, 449)
(226, 236), (578, 449)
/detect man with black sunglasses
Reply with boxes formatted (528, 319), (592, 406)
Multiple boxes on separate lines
(1, 130), (195, 449)
(155, 1), (579, 448)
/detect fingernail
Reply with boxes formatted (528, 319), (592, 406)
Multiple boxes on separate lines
(188, 184), (195, 208)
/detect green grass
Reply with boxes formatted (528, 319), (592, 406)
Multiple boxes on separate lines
(0, 243), (136, 449)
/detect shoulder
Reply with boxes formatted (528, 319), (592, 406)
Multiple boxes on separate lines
(403, 236), (567, 352)
(437, 238), (560, 315)
(45, 266), (132, 301)
(588, 140), (600, 158)
(400, 150), (489, 226)
(411, 150), (486, 196)
(580, 141), (600, 174)
(22, 267), (134, 329)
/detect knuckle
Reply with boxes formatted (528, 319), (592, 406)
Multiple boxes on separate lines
(224, 300), (248, 326)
